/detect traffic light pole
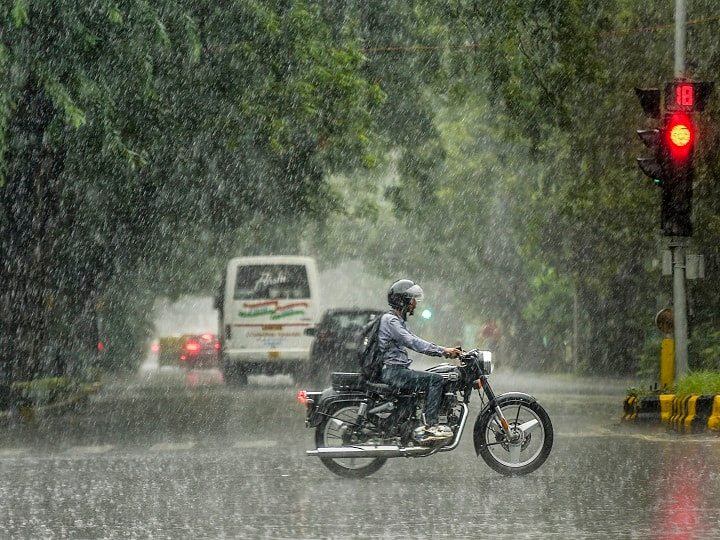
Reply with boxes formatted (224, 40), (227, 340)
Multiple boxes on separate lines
(672, 0), (689, 379)
(670, 237), (689, 376)
(674, 0), (686, 78)
(635, 0), (712, 381)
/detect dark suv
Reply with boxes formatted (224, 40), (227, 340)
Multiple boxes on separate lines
(179, 333), (220, 369)
(307, 309), (384, 378)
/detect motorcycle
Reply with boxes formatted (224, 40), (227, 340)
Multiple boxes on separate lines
(298, 349), (553, 478)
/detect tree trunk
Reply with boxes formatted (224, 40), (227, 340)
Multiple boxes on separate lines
(0, 77), (65, 382)
(573, 284), (580, 370)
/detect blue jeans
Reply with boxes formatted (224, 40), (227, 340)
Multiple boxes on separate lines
(381, 365), (444, 425)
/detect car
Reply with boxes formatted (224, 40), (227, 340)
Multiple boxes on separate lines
(306, 308), (384, 378)
(157, 336), (185, 367)
(179, 333), (220, 369)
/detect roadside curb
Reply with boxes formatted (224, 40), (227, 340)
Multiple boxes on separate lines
(622, 394), (720, 433)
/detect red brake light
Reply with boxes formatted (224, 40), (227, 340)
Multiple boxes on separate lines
(185, 341), (201, 352)
(297, 390), (308, 405)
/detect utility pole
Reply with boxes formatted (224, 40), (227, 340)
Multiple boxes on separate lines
(672, 0), (689, 377)
(670, 236), (688, 377)
(674, 0), (686, 79)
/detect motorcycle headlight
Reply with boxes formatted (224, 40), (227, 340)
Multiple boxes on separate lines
(480, 350), (493, 374)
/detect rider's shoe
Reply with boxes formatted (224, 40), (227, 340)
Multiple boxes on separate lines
(413, 424), (453, 444)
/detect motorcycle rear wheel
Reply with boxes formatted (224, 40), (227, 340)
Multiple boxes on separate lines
(315, 403), (387, 479)
(474, 397), (553, 476)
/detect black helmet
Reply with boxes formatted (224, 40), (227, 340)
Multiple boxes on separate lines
(388, 279), (424, 312)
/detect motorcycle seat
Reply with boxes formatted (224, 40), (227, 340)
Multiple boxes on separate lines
(331, 372), (365, 390)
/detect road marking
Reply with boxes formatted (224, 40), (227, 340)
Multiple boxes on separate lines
(557, 426), (720, 443)
(0, 448), (32, 457)
(66, 445), (114, 455)
(0, 440), (278, 458)
(233, 440), (278, 449)
(149, 442), (196, 452)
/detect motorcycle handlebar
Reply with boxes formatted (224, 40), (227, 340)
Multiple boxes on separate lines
(459, 349), (480, 362)
(442, 347), (463, 359)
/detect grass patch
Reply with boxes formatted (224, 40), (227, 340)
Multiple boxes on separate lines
(625, 381), (672, 397)
(10, 371), (103, 407)
(675, 370), (720, 397)
(12, 377), (80, 406)
(626, 370), (720, 397)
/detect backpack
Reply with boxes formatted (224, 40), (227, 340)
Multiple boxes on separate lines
(358, 313), (385, 381)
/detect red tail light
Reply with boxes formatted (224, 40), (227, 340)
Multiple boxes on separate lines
(297, 390), (309, 405)
(185, 341), (201, 353)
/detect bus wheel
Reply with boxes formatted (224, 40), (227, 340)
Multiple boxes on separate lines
(223, 365), (248, 386)
(295, 362), (327, 388)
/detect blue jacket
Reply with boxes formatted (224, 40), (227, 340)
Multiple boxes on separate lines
(378, 311), (444, 367)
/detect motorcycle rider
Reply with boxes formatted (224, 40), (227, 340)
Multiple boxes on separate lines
(379, 279), (461, 443)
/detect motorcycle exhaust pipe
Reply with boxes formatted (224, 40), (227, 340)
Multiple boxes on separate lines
(307, 445), (434, 459)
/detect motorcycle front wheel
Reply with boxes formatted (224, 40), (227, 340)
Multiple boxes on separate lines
(473, 396), (553, 476)
(315, 403), (387, 479)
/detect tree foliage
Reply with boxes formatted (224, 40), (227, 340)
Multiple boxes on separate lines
(0, 0), (380, 379)
(313, 1), (720, 375)
(2, 1), (720, 381)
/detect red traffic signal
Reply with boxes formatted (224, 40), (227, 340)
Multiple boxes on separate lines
(665, 112), (693, 162)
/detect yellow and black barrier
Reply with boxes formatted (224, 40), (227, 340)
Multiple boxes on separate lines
(622, 395), (638, 421)
(709, 396), (720, 431)
(622, 394), (720, 433)
(669, 394), (717, 434)
(622, 394), (663, 423)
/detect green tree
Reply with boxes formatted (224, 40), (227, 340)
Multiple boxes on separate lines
(312, 2), (720, 375)
(0, 1), (381, 380)
(1, 1), (192, 380)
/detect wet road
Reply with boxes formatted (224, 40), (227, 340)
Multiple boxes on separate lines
(1, 365), (719, 539)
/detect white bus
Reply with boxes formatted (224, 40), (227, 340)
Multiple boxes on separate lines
(216, 256), (320, 385)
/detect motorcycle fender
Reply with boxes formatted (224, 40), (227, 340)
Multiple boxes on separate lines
(306, 389), (366, 428)
(480, 392), (537, 408)
(480, 392), (536, 415)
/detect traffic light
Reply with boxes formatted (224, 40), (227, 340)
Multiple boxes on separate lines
(636, 125), (665, 185)
(661, 111), (694, 237)
(636, 81), (713, 237)
(635, 88), (664, 185)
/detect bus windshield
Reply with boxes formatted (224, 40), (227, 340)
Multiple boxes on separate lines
(234, 264), (310, 300)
